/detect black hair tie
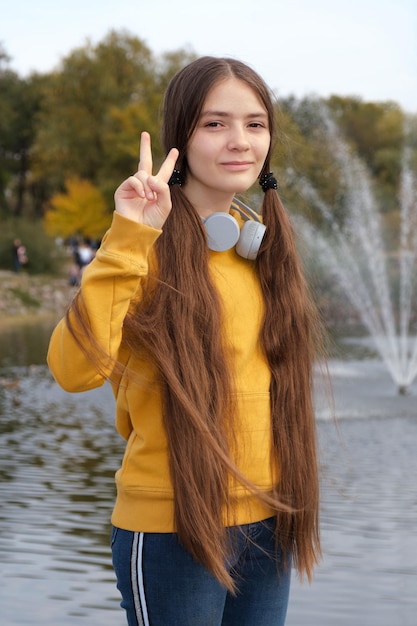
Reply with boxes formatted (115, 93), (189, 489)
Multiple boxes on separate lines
(168, 169), (183, 187)
(259, 172), (278, 192)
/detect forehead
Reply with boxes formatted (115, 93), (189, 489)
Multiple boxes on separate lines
(202, 77), (267, 113)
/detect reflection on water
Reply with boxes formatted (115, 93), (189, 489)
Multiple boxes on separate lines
(288, 413), (417, 626)
(0, 319), (55, 368)
(0, 367), (124, 625)
(1, 324), (417, 625)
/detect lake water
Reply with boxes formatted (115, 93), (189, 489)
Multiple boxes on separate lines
(1, 323), (416, 625)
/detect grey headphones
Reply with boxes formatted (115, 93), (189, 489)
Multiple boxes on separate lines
(202, 198), (266, 260)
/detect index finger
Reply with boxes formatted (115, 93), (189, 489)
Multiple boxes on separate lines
(157, 147), (180, 183)
(138, 131), (153, 173)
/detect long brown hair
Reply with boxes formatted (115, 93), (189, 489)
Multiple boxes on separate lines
(68, 57), (324, 591)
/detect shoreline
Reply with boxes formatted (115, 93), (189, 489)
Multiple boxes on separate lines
(0, 269), (361, 335)
(0, 311), (64, 331)
(0, 270), (76, 329)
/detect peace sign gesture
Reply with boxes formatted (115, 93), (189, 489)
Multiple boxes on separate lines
(114, 132), (179, 230)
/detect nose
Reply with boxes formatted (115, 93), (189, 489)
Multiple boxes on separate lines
(227, 125), (250, 151)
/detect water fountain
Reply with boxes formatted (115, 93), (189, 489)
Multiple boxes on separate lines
(295, 109), (417, 394)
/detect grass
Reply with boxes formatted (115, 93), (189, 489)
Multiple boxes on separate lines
(9, 286), (41, 309)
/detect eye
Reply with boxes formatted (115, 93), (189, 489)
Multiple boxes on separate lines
(205, 121), (223, 128)
(248, 121), (266, 128)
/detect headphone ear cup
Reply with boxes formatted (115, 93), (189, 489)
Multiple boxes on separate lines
(203, 213), (241, 252)
(236, 221), (266, 260)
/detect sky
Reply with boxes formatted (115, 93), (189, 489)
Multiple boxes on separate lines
(2, 0), (417, 112)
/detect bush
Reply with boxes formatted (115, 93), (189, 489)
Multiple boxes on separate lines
(0, 218), (67, 275)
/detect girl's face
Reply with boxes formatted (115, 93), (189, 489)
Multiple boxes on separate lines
(183, 77), (271, 215)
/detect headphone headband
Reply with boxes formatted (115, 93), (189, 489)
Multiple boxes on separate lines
(230, 197), (262, 223)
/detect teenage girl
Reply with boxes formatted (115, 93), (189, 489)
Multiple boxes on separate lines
(48, 56), (324, 626)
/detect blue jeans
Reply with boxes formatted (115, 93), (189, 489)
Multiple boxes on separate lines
(111, 517), (291, 626)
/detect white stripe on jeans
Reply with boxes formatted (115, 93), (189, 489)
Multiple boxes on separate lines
(131, 532), (150, 626)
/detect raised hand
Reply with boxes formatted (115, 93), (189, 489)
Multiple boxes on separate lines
(114, 132), (179, 230)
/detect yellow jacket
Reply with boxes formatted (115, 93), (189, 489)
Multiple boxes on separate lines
(47, 211), (276, 531)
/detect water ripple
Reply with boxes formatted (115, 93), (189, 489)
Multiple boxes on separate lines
(1, 362), (417, 625)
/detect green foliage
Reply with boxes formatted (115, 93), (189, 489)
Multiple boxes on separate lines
(327, 96), (404, 212)
(0, 29), (415, 255)
(277, 97), (351, 226)
(0, 63), (47, 217)
(0, 217), (66, 274)
(275, 95), (414, 230)
(32, 31), (154, 188)
(9, 286), (40, 309)
(31, 31), (193, 208)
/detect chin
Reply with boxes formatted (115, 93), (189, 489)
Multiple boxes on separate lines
(231, 181), (258, 194)
(222, 176), (255, 192)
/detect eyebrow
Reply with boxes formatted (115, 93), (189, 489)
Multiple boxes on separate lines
(200, 110), (268, 120)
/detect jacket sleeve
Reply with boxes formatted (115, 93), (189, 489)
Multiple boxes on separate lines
(47, 211), (162, 392)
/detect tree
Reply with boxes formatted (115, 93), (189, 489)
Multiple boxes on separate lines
(327, 96), (404, 212)
(32, 31), (193, 209)
(44, 178), (110, 239)
(0, 49), (46, 217)
(276, 97), (347, 226)
(32, 32), (152, 190)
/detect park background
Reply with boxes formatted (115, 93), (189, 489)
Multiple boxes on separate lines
(1, 1), (417, 625)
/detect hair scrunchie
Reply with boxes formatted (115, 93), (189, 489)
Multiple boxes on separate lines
(259, 172), (279, 192)
(168, 169), (183, 187)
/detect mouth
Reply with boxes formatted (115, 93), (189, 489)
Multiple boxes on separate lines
(221, 161), (253, 171)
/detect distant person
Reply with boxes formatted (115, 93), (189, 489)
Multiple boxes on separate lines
(12, 239), (28, 272)
(70, 239), (95, 286)
(47, 56), (326, 626)
(76, 239), (95, 270)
